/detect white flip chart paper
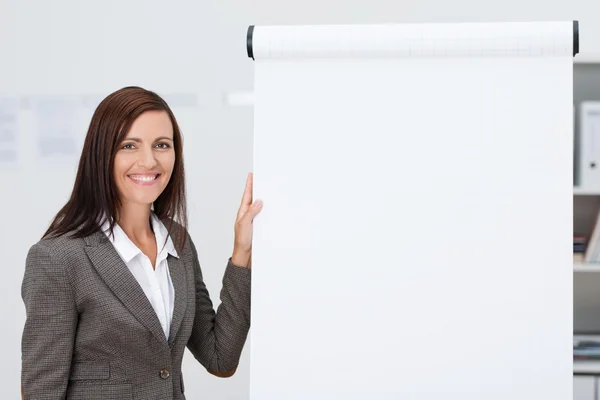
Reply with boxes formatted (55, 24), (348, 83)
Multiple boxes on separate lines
(249, 21), (576, 399)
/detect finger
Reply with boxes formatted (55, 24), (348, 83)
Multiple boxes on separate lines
(247, 200), (263, 220)
(236, 174), (253, 220)
(237, 200), (262, 225)
(237, 200), (260, 223)
(240, 173), (253, 207)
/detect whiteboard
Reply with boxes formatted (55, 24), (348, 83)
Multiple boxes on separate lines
(249, 21), (574, 399)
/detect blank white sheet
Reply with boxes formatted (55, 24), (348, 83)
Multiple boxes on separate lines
(250, 22), (574, 399)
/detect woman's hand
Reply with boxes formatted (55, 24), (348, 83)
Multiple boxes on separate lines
(232, 172), (263, 268)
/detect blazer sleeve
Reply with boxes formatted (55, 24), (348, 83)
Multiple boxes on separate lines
(186, 236), (251, 374)
(21, 242), (78, 398)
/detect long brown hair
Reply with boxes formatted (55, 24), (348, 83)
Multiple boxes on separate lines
(42, 86), (188, 252)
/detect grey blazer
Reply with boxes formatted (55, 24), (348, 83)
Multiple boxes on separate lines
(20, 219), (251, 400)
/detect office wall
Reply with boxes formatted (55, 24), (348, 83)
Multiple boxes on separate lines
(1, 0), (597, 399)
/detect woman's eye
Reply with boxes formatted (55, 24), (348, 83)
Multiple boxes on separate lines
(156, 143), (171, 149)
(122, 143), (135, 150)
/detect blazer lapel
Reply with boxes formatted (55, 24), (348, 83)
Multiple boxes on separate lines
(84, 230), (167, 346)
(167, 254), (187, 346)
(161, 216), (189, 346)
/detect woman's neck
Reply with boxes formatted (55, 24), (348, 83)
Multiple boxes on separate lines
(116, 203), (154, 243)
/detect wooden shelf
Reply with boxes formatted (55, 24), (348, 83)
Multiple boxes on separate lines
(574, 360), (600, 375)
(574, 187), (600, 196)
(575, 263), (600, 272)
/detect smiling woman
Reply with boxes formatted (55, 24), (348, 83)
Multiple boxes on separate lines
(114, 111), (176, 213)
(20, 86), (263, 400)
(41, 87), (188, 248)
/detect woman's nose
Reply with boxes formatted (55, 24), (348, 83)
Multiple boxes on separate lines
(137, 146), (158, 169)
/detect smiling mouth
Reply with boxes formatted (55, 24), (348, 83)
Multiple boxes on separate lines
(128, 174), (160, 183)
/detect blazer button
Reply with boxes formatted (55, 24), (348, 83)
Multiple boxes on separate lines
(160, 369), (170, 379)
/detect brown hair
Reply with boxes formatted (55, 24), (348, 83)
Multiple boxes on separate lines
(42, 86), (188, 252)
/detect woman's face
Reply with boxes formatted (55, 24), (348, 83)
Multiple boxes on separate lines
(113, 110), (175, 208)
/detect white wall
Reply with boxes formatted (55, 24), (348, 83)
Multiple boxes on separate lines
(1, 0), (596, 399)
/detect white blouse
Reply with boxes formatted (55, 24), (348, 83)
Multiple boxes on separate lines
(101, 212), (178, 339)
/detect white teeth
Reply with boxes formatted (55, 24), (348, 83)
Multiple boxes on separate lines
(130, 175), (158, 182)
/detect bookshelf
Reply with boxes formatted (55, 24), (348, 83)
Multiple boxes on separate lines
(574, 188), (600, 264)
(574, 361), (600, 375)
(575, 263), (600, 273)
(574, 187), (600, 196)
(574, 186), (600, 353)
(572, 64), (600, 400)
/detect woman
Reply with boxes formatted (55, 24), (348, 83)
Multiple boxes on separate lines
(20, 86), (262, 399)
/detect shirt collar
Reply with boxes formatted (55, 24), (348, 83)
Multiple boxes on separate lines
(100, 211), (179, 263)
(150, 212), (179, 260)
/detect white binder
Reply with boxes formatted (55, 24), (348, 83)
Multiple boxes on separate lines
(580, 102), (600, 189)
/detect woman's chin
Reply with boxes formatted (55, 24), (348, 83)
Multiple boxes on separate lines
(124, 195), (161, 207)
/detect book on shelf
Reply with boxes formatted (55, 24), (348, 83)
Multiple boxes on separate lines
(575, 233), (588, 263)
(575, 336), (600, 360)
(575, 234), (586, 252)
(574, 335), (600, 373)
(582, 208), (600, 263)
